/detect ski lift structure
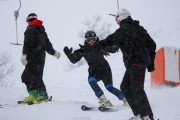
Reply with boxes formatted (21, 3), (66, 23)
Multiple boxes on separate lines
(10, 0), (23, 45)
(109, 0), (119, 17)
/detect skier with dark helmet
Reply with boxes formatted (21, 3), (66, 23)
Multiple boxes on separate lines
(63, 30), (128, 107)
(21, 13), (60, 104)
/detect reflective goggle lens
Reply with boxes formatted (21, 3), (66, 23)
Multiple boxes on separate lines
(86, 37), (97, 42)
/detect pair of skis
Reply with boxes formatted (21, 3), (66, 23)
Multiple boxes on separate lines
(0, 96), (52, 108)
(81, 105), (160, 119)
(81, 105), (115, 112)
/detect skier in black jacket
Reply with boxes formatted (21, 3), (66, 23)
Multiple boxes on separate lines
(21, 13), (60, 104)
(100, 9), (156, 120)
(63, 30), (128, 107)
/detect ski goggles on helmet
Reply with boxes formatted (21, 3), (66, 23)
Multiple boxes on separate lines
(86, 37), (97, 43)
(26, 16), (37, 22)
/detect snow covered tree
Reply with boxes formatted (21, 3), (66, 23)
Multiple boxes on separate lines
(79, 15), (112, 40)
(0, 52), (14, 86)
(66, 15), (112, 71)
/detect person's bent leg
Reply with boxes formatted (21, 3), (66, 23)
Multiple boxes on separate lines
(88, 77), (112, 107)
(105, 84), (124, 100)
(106, 83), (128, 106)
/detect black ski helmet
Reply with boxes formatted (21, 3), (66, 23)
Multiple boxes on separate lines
(26, 13), (37, 22)
(85, 30), (96, 38)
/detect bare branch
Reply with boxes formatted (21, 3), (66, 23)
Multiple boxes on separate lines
(0, 51), (14, 86)
(79, 15), (112, 40)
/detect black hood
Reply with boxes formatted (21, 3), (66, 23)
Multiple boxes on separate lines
(120, 16), (140, 27)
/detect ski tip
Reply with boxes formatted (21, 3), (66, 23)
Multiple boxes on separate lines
(17, 101), (23, 104)
(81, 105), (94, 111)
(81, 105), (87, 110)
(48, 96), (52, 102)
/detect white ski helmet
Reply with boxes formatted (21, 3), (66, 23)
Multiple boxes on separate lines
(116, 8), (130, 21)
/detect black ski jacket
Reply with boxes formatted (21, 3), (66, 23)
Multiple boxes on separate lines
(101, 17), (156, 69)
(66, 38), (117, 82)
(23, 20), (55, 64)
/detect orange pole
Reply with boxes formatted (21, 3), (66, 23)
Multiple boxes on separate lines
(179, 50), (180, 82)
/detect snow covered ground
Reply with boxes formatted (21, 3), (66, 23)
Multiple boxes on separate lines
(0, 57), (180, 120)
(0, 0), (180, 120)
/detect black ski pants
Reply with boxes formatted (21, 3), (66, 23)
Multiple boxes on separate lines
(120, 64), (154, 118)
(21, 60), (46, 92)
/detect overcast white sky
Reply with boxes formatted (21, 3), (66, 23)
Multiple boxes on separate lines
(0, 0), (180, 86)
(0, 0), (180, 50)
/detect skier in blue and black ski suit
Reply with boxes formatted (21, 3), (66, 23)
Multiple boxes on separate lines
(63, 30), (128, 107)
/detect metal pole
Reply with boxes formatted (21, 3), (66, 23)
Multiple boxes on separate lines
(117, 0), (119, 10)
(17, 0), (21, 11)
(14, 11), (19, 44)
(13, 0), (21, 45)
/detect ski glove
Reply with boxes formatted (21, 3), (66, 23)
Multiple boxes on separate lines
(64, 46), (73, 56)
(53, 50), (61, 59)
(147, 63), (155, 72)
(21, 54), (28, 65)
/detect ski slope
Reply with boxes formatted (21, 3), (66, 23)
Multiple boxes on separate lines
(0, 0), (180, 120)
(0, 52), (180, 120)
